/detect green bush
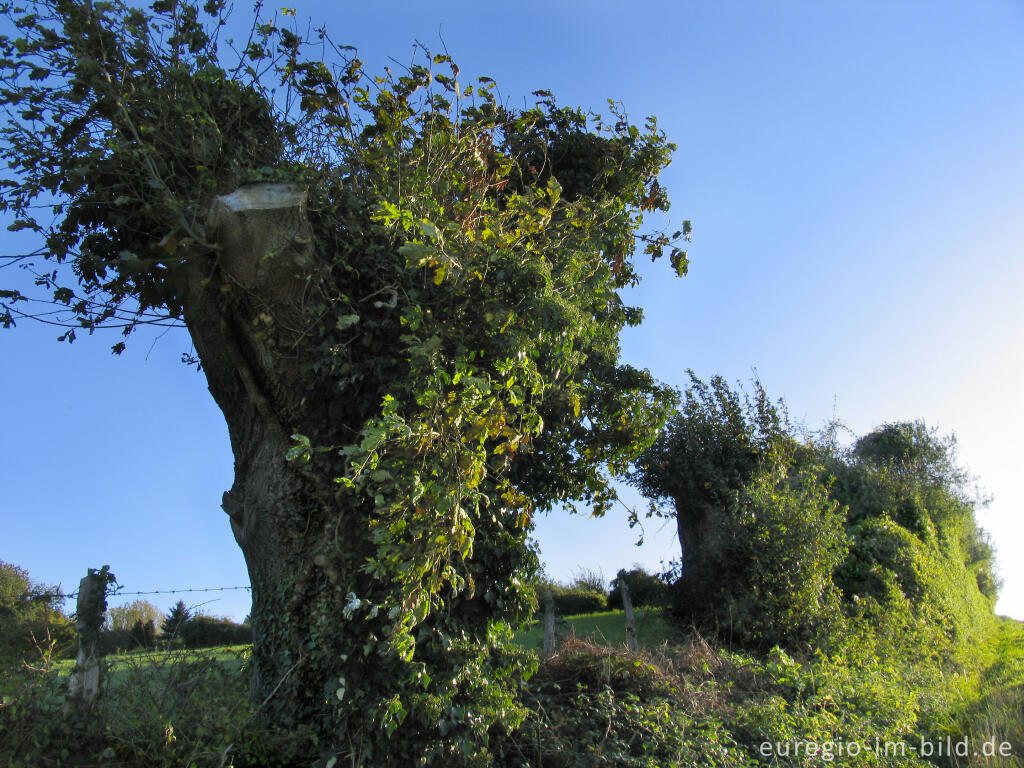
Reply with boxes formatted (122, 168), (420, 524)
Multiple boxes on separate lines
(0, 561), (75, 669)
(631, 376), (999, 662)
(546, 586), (608, 616)
(130, 619), (157, 649)
(829, 422), (998, 662)
(533, 570), (609, 616)
(607, 567), (669, 610)
(628, 375), (847, 650)
(4, 617), (1020, 767)
(179, 615), (252, 649)
(98, 628), (142, 654)
(657, 458), (849, 651)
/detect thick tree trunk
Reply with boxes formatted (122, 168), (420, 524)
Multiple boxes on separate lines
(675, 503), (708, 578)
(179, 183), (347, 728)
(674, 501), (714, 617)
(174, 183), (524, 761)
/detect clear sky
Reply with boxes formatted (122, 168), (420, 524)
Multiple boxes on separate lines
(2, 1), (1023, 622)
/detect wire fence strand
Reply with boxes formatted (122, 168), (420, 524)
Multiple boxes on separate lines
(58, 585), (252, 601)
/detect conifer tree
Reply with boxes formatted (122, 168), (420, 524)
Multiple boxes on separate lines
(161, 600), (191, 638)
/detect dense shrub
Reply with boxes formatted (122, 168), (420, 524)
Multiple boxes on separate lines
(179, 615), (252, 649)
(107, 600), (163, 634)
(533, 570), (609, 617)
(0, 561), (75, 668)
(567, 568), (609, 594)
(607, 567), (669, 609)
(130, 619), (157, 650)
(544, 586), (607, 616)
(499, 636), (749, 767)
(638, 434), (850, 650)
(98, 627), (156, 654)
(3, 612), (1020, 767)
(711, 464), (848, 650)
(0, 646), (310, 767)
(628, 374), (795, 614)
(827, 421), (998, 661)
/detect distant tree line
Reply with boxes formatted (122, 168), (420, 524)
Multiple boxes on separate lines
(99, 599), (252, 653)
(0, 569), (253, 666)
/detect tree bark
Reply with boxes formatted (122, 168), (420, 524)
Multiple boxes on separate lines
(675, 501), (715, 618)
(179, 183), (348, 726)
(174, 183), (527, 757)
(675, 503), (709, 579)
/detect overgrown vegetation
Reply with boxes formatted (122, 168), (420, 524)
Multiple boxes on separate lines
(4, 614), (1021, 766)
(536, 569), (612, 616)
(0, 0), (1016, 764)
(0, 0), (687, 762)
(0, 561), (74, 670)
(630, 375), (998, 658)
(607, 567), (669, 610)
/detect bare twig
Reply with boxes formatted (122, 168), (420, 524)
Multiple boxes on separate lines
(244, 657), (303, 726)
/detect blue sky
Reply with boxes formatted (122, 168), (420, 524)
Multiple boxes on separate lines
(2, 1), (1023, 622)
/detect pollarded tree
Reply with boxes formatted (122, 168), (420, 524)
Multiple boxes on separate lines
(628, 375), (848, 648)
(0, 1), (686, 762)
(628, 373), (794, 593)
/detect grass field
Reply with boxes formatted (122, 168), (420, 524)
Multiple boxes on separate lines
(52, 643), (250, 673)
(39, 612), (669, 675)
(41, 613), (671, 676)
(514, 608), (675, 650)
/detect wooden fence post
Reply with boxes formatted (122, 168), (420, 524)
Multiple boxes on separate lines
(65, 566), (112, 716)
(621, 580), (639, 652)
(543, 589), (556, 657)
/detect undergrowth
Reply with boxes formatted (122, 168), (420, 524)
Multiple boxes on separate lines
(2, 617), (1021, 767)
(0, 645), (311, 767)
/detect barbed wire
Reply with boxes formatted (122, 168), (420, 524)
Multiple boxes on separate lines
(58, 585), (252, 601)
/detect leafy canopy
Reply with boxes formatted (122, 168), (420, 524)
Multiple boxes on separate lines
(106, 599), (162, 633)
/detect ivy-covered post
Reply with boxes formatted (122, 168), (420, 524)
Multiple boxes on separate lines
(543, 589), (556, 657)
(621, 579), (639, 652)
(65, 566), (114, 716)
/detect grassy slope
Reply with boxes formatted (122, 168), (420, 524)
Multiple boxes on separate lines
(952, 616), (1024, 767)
